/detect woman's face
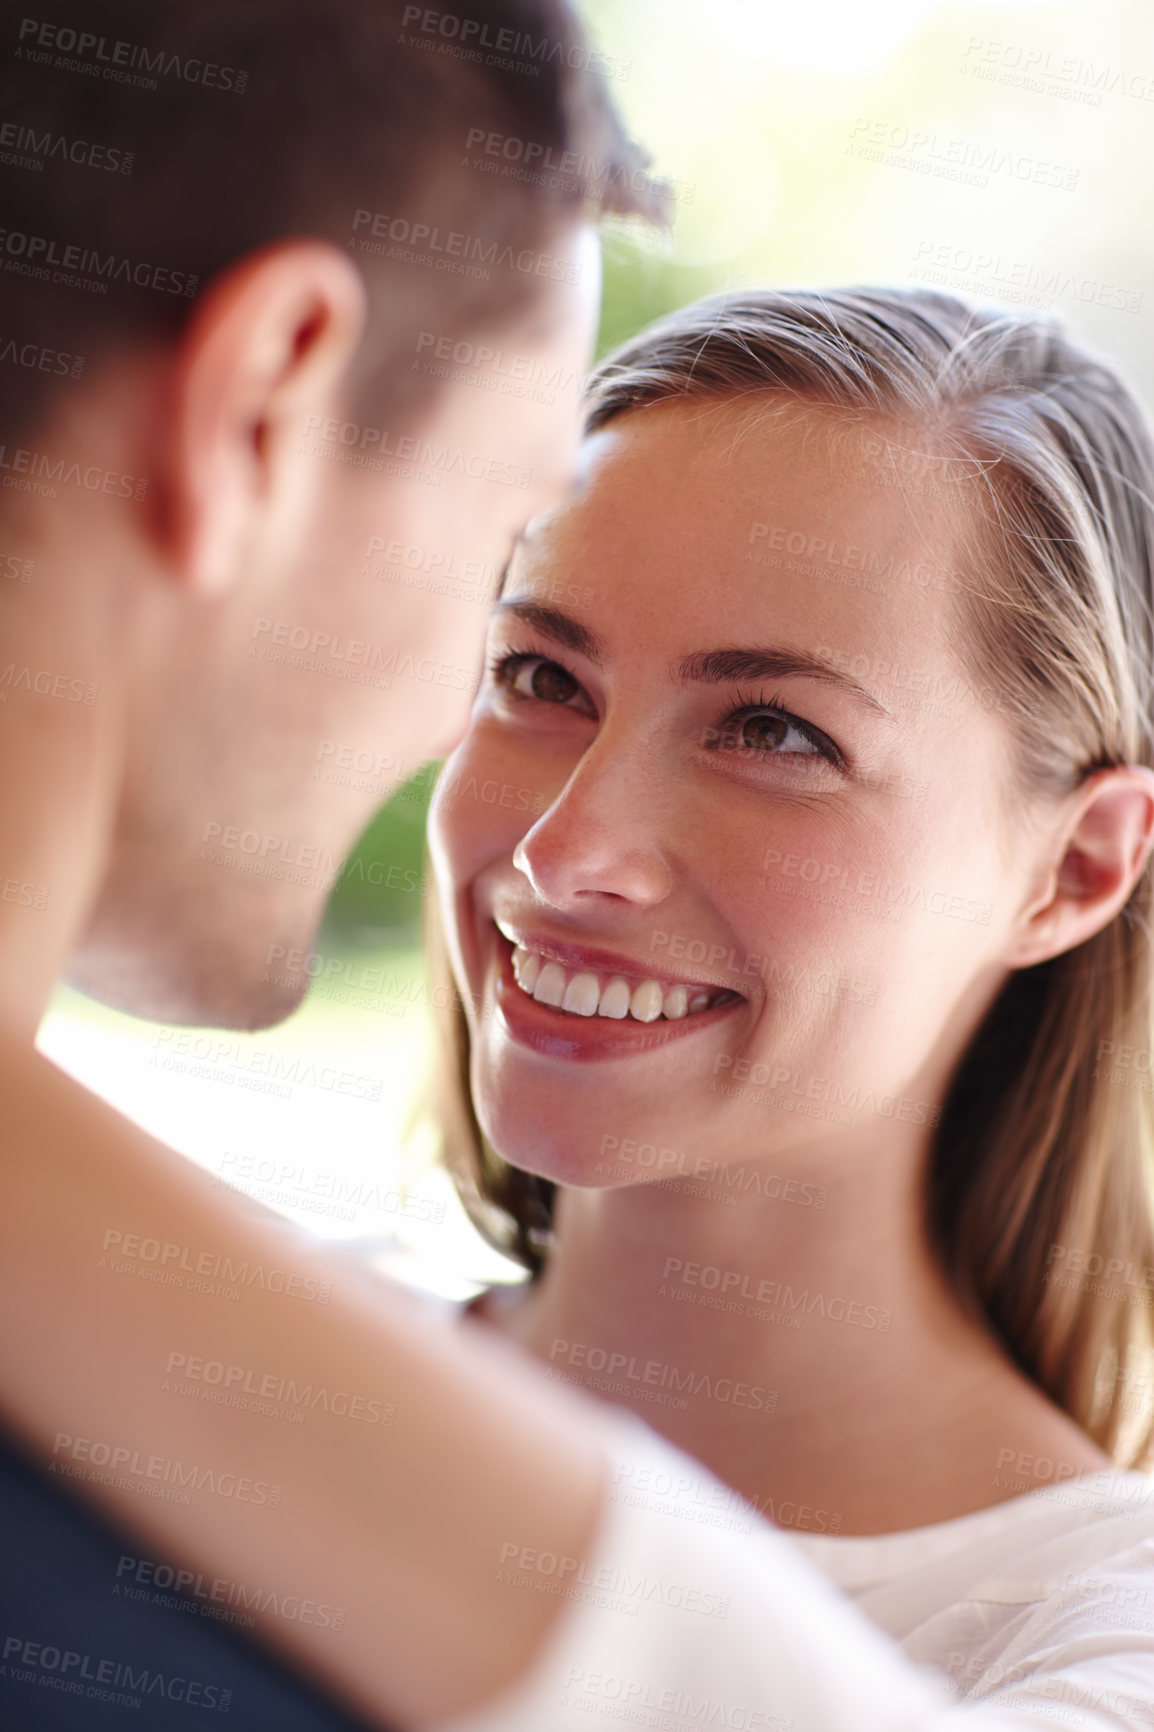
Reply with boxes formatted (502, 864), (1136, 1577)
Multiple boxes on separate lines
(428, 399), (1044, 1185)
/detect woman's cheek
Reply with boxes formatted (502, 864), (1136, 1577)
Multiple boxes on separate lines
(435, 732), (540, 873)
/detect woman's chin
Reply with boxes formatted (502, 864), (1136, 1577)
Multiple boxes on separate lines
(472, 1085), (636, 1189)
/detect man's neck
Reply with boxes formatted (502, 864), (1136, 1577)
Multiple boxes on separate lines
(0, 512), (126, 1040)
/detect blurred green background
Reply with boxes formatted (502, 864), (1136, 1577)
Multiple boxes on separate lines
(40, 0), (1154, 1294)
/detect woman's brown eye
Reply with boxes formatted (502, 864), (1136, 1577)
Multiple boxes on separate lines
(521, 660), (578, 704)
(739, 714), (788, 751)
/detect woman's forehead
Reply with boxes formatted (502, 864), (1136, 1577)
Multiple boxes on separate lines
(513, 400), (970, 615)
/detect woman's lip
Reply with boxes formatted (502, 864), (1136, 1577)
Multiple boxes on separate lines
(491, 933), (744, 1063)
(492, 920), (750, 1000)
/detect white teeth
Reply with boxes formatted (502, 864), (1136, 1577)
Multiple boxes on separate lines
(510, 944), (731, 1024)
(533, 961), (567, 1008)
(630, 980), (664, 1023)
(561, 971), (600, 1016)
(598, 976), (632, 1019)
(513, 948), (540, 993)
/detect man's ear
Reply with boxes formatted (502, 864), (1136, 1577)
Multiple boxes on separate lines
(159, 240), (368, 595)
(1007, 765), (1154, 968)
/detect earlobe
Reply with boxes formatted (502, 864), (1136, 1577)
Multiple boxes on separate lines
(1010, 766), (1154, 967)
(159, 240), (368, 597)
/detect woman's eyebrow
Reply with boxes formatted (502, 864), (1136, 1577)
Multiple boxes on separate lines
(492, 604), (895, 722)
(677, 647), (895, 720)
(493, 599), (606, 665)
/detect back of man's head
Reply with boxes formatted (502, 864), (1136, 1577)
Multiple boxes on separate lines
(0, 2), (660, 1031)
(2, 0), (656, 434)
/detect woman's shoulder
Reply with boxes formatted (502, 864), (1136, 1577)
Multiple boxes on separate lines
(931, 1475), (1154, 1712)
(787, 1465), (1154, 1601)
(584, 1409), (1154, 1623)
(978, 1469), (1154, 1603)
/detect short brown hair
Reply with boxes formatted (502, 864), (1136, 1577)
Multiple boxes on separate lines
(0, 0), (664, 433)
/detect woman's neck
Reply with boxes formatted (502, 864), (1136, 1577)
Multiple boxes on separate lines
(469, 1150), (1113, 1535)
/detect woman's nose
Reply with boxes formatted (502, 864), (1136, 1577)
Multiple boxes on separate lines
(512, 741), (673, 909)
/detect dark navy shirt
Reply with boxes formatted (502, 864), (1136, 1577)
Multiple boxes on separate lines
(0, 1427), (383, 1730)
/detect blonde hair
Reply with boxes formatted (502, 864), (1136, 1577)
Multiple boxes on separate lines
(429, 286), (1154, 1467)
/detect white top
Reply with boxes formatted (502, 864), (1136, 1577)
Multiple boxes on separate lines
(421, 1286), (1154, 1732)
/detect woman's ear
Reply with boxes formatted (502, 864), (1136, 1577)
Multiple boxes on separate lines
(1007, 765), (1154, 968)
(157, 240), (368, 596)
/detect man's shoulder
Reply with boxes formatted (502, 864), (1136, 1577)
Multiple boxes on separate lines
(0, 1425), (379, 1729)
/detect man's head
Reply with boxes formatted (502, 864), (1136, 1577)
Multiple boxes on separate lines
(0, 0), (659, 1026)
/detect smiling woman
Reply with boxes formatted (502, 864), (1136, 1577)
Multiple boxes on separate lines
(426, 285), (1154, 1518)
(7, 282), (1154, 1732)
